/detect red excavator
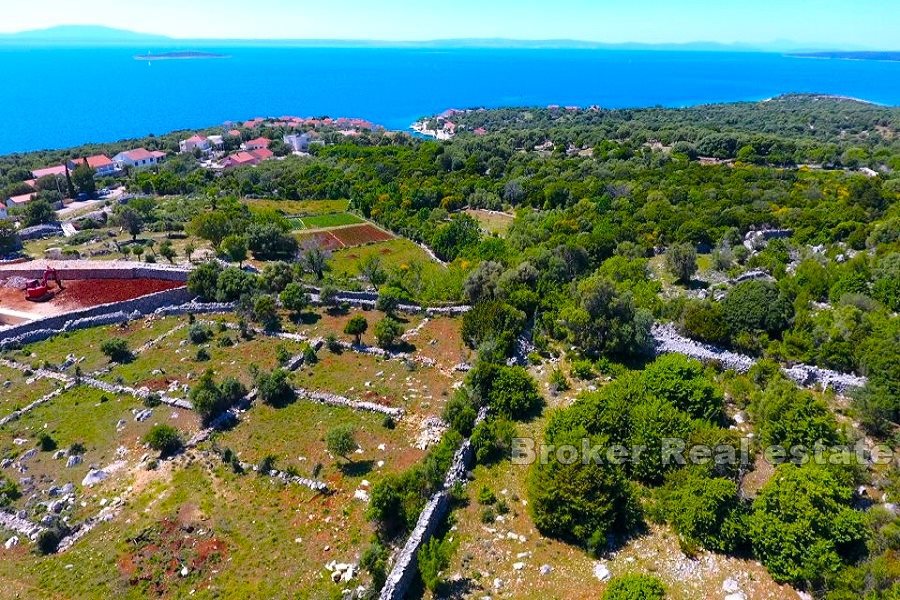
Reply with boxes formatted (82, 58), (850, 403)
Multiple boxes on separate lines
(24, 267), (64, 302)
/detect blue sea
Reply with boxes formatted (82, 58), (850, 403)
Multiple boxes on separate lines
(2, 46), (899, 154)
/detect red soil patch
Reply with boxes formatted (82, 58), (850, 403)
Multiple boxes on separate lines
(330, 224), (393, 247)
(119, 517), (227, 596)
(298, 231), (344, 251)
(0, 278), (183, 321)
(59, 279), (184, 309)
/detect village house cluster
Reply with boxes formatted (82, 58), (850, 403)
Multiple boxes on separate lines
(4, 148), (167, 214)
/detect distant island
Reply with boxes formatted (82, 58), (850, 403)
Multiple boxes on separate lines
(135, 51), (230, 61)
(790, 51), (900, 62)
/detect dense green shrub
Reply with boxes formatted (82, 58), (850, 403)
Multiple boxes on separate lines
(602, 574), (667, 600)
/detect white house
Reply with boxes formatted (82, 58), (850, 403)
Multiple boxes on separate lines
(113, 148), (167, 169)
(179, 135), (212, 155)
(284, 133), (311, 153)
(241, 137), (270, 152)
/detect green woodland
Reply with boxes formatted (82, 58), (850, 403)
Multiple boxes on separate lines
(1, 94), (898, 598)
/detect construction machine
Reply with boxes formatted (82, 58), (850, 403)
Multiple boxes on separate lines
(24, 267), (64, 301)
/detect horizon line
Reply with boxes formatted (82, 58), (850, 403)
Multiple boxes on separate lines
(0, 25), (892, 52)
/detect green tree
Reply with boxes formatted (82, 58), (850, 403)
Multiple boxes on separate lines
(722, 280), (793, 338)
(115, 206), (144, 241)
(22, 198), (55, 227)
(158, 240), (176, 264)
(358, 254), (386, 288)
(344, 315), (369, 345)
(527, 428), (642, 555)
(100, 338), (132, 363)
(665, 243), (698, 284)
(602, 574), (666, 600)
(325, 424), (357, 461)
(251, 294), (280, 331)
(375, 286), (405, 315)
(187, 261), (222, 301)
(219, 234), (248, 266)
(280, 282), (309, 317)
(143, 424), (183, 457)
(417, 536), (454, 593)
(374, 316), (404, 349)
(749, 463), (867, 588)
(656, 468), (747, 554)
(0, 476), (21, 508)
(300, 244), (330, 280)
(255, 368), (295, 407)
(641, 354), (724, 422)
(0, 220), (22, 254)
(71, 162), (96, 196)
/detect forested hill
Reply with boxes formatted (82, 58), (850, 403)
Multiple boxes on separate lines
(439, 94), (900, 167)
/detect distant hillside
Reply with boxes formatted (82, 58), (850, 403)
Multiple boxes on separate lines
(0, 25), (171, 45)
(790, 51), (900, 62)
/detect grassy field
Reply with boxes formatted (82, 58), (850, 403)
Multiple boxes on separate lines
(330, 238), (468, 303)
(15, 317), (183, 374)
(465, 208), (515, 236)
(243, 198), (350, 216)
(295, 212), (365, 230)
(0, 386), (200, 511)
(0, 365), (61, 419)
(100, 324), (296, 394)
(293, 349), (457, 419)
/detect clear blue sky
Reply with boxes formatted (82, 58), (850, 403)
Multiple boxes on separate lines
(2, 0), (895, 48)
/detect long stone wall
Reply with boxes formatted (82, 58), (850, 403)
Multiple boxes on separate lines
(0, 261), (189, 282)
(378, 408), (485, 600)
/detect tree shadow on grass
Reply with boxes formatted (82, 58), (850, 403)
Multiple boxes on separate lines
(338, 459), (375, 477)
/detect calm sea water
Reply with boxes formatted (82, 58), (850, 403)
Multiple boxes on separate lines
(2, 46), (899, 154)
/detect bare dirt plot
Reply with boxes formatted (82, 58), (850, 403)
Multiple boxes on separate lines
(0, 278), (183, 321)
(292, 307), (425, 348)
(330, 224), (394, 247)
(296, 230), (345, 251)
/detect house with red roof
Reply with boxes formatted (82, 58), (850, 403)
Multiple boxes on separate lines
(179, 134), (212, 155)
(220, 151), (260, 169)
(113, 148), (167, 169)
(242, 137), (270, 152)
(31, 165), (67, 180)
(67, 155), (118, 177)
(248, 147), (274, 161)
(5, 193), (36, 209)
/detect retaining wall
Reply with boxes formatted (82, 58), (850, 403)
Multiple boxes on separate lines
(0, 262), (189, 282)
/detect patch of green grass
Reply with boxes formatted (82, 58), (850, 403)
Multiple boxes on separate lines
(297, 212), (365, 229)
(330, 238), (467, 303)
(0, 365), (60, 419)
(20, 317), (182, 373)
(243, 198), (350, 216)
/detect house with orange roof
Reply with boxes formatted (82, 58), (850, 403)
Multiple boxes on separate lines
(5, 192), (36, 209)
(248, 147), (274, 161)
(220, 151), (260, 169)
(31, 165), (67, 179)
(242, 137), (271, 152)
(67, 155), (118, 177)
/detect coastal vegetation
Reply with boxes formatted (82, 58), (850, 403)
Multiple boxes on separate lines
(0, 94), (897, 598)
